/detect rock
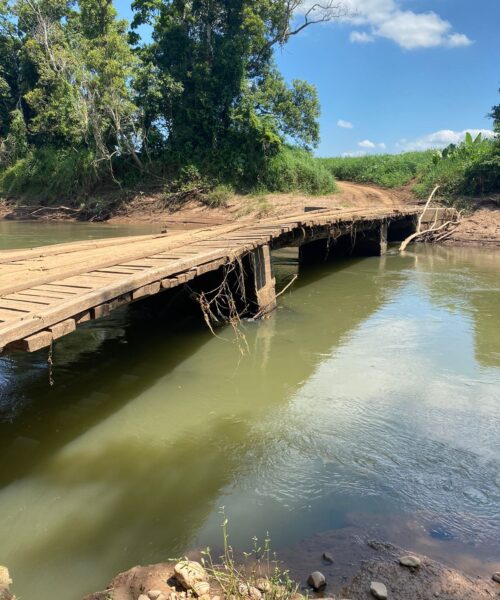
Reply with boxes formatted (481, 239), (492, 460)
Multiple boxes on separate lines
(148, 591), (165, 600)
(139, 595), (151, 600)
(174, 562), (208, 590)
(492, 572), (500, 583)
(198, 595), (210, 600)
(370, 581), (388, 599)
(399, 555), (421, 568)
(322, 552), (334, 564)
(211, 596), (221, 600)
(0, 568), (11, 589)
(193, 582), (210, 597)
(238, 584), (262, 600)
(307, 571), (326, 590)
(255, 579), (271, 593)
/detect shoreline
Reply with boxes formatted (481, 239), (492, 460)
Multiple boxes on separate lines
(1, 185), (499, 248)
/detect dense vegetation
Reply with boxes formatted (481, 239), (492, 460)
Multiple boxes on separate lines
(0, 0), (343, 205)
(321, 132), (500, 202)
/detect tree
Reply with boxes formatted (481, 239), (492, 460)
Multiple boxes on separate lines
(490, 88), (500, 137)
(131, 0), (346, 159)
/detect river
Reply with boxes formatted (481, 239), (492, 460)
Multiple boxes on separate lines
(0, 222), (499, 600)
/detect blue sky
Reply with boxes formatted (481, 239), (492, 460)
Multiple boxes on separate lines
(115, 0), (499, 157)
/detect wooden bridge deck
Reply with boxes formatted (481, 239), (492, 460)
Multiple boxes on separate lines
(0, 205), (423, 354)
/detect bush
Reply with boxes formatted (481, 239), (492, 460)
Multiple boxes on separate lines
(202, 184), (234, 207)
(0, 146), (103, 203)
(413, 138), (500, 199)
(258, 146), (336, 194)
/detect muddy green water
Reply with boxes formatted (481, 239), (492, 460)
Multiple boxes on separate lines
(0, 223), (499, 600)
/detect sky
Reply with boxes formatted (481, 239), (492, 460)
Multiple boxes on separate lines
(115, 0), (499, 157)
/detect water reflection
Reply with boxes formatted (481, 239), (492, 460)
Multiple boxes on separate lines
(0, 240), (498, 600)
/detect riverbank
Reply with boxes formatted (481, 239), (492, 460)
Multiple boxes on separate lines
(1, 183), (498, 247)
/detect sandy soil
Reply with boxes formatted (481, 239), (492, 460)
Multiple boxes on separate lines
(101, 181), (408, 229)
(2, 184), (499, 246)
(443, 199), (500, 247)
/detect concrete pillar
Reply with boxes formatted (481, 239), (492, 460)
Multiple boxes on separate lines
(247, 244), (276, 317)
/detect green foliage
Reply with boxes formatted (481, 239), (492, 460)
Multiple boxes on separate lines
(320, 151), (434, 188)
(0, 146), (102, 201)
(414, 138), (500, 199)
(1, 109), (28, 164)
(322, 137), (500, 202)
(202, 184), (234, 208)
(490, 88), (500, 137)
(259, 146), (336, 194)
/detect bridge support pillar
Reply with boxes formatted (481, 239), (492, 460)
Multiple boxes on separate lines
(246, 244), (276, 317)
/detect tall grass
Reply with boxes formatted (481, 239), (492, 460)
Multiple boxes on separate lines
(320, 139), (500, 201)
(258, 146), (336, 194)
(319, 151), (434, 188)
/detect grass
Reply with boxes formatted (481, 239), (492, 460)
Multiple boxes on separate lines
(189, 511), (301, 600)
(0, 145), (336, 208)
(259, 146), (336, 195)
(319, 151), (434, 188)
(319, 138), (500, 203)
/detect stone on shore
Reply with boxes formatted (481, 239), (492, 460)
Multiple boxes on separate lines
(255, 578), (271, 593)
(370, 581), (388, 599)
(148, 591), (164, 600)
(174, 561), (208, 590)
(492, 572), (500, 583)
(322, 552), (334, 564)
(238, 583), (262, 600)
(399, 555), (421, 569)
(307, 571), (326, 590)
(193, 581), (210, 597)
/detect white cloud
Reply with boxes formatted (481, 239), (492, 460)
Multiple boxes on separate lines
(342, 150), (367, 157)
(378, 142), (386, 150)
(337, 119), (354, 129)
(398, 129), (494, 151)
(300, 0), (473, 50)
(350, 31), (374, 43)
(358, 139), (376, 148)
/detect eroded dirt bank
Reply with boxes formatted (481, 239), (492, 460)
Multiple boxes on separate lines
(2, 182), (499, 245)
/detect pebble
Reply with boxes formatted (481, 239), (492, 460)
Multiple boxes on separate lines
(307, 571), (326, 590)
(193, 582), (210, 597)
(238, 584), (262, 600)
(322, 552), (334, 564)
(139, 595), (150, 600)
(148, 592), (165, 600)
(256, 579), (272, 593)
(492, 572), (500, 583)
(174, 561), (208, 590)
(399, 555), (421, 568)
(370, 581), (388, 600)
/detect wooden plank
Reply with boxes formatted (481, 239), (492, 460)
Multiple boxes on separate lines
(0, 309), (25, 322)
(0, 299), (44, 312)
(7, 330), (53, 352)
(131, 282), (161, 300)
(50, 319), (76, 339)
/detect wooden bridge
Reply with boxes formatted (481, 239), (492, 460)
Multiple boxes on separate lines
(0, 205), (451, 354)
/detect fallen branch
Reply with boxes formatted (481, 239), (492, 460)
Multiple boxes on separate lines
(399, 185), (461, 251)
(251, 274), (298, 320)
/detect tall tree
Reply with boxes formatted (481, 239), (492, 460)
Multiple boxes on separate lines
(131, 0), (346, 157)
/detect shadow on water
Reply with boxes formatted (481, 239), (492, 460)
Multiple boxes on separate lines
(0, 242), (498, 600)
